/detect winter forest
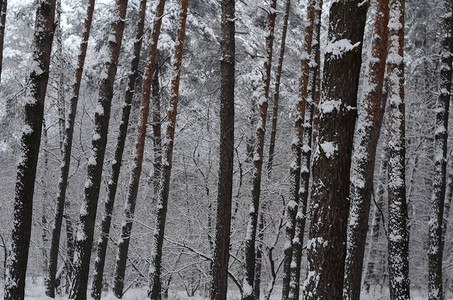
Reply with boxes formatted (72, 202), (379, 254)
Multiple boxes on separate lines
(0, 0), (451, 299)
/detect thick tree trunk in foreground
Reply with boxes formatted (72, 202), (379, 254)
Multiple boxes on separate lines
(386, 0), (410, 298)
(90, 1), (148, 299)
(147, 1), (188, 298)
(210, 1), (235, 299)
(0, 0), (7, 83)
(428, 0), (453, 298)
(303, 1), (367, 298)
(242, 1), (277, 298)
(112, 0), (167, 296)
(343, 0), (390, 298)
(69, 1), (128, 298)
(46, 0), (95, 297)
(3, 1), (56, 299)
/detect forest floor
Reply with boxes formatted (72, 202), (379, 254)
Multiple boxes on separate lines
(0, 279), (439, 299)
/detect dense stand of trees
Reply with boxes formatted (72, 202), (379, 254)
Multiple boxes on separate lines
(0, 0), (452, 299)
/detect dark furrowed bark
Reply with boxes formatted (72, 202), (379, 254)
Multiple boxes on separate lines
(242, 1), (277, 298)
(343, 0), (390, 298)
(210, 1), (235, 298)
(46, 0), (95, 297)
(303, 0), (368, 298)
(90, 1), (148, 299)
(147, 1), (188, 298)
(428, 0), (453, 299)
(4, 1), (56, 298)
(69, 1), (128, 298)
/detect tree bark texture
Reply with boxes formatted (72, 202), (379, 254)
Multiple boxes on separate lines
(242, 1), (277, 298)
(210, 1), (235, 298)
(112, 0), (166, 296)
(4, 1), (56, 299)
(428, 0), (453, 298)
(69, 1), (128, 298)
(303, 1), (367, 299)
(267, 0), (290, 175)
(0, 0), (7, 83)
(147, 1), (188, 298)
(90, 1), (148, 298)
(386, 0), (410, 298)
(46, 0), (95, 297)
(343, 0), (390, 298)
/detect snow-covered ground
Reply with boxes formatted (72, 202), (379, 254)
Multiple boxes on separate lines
(0, 278), (441, 299)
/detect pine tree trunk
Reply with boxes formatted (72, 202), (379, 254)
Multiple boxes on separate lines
(0, 0), (7, 83)
(288, 1), (322, 298)
(428, 0), (453, 298)
(56, 0), (65, 154)
(343, 0), (390, 298)
(282, 0), (316, 295)
(303, 1), (367, 298)
(147, 1), (188, 298)
(90, 1), (148, 298)
(152, 58), (162, 206)
(362, 145), (388, 293)
(46, 0), (95, 297)
(267, 0), (290, 174)
(210, 0), (235, 298)
(41, 121), (50, 277)
(3, 1), (56, 299)
(386, 0), (410, 298)
(242, 2), (277, 298)
(69, 1), (128, 298)
(111, 1), (167, 297)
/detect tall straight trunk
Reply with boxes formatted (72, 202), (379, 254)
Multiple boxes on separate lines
(46, 0), (95, 297)
(386, 0), (410, 298)
(210, 1), (235, 298)
(3, 1), (56, 299)
(428, 0), (453, 298)
(56, 0), (65, 154)
(442, 169), (453, 250)
(69, 1), (128, 298)
(282, 0), (318, 298)
(303, 1), (367, 298)
(90, 1), (148, 298)
(147, 1), (188, 298)
(242, 1), (277, 298)
(111, 0), (168, 297)
(41, 121), (50, 277)
(152, 59), (162, 204)
(267, 0), (291, 174)
(289, 2), (322, 299)
(0, 0), (7, 83)
(343, 0), (390, 298)
(362, 146), (388, 293)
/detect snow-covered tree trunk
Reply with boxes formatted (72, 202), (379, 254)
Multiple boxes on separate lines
(0, 0), (7, 83)
(152, 58), (162, 208)
(242, 1), (277, 298)
(46, 0), (95, 297)
(210, 1), (235, 298)
(267, 0), (290, 174)
(282, 0), (319, 298)
(56, 0), (65, 154)
(112, 0), (167, 296)
(428, 0), (453, 298)
(343, 0), (390, 298)
(147, 1), (188, 298)
(3, 1), (56, 298)
(363, 140), (388, 293)
(288, 2), (322, 299)
(303, 0), (367, 298)
(386, 0), (410, 298)
(90, 1), (148, 299)
(69, 1), (128, 298)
